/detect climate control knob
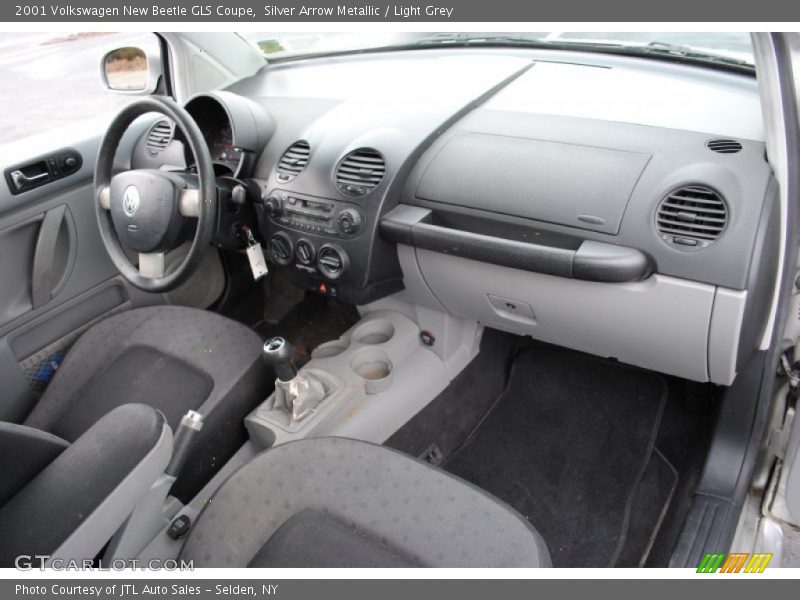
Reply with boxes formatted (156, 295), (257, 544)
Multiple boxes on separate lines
(317, 244), (348, 280)
(337, 209), (362, 235)
(268, 233), (293, 266)
(295, 239), (315, 266)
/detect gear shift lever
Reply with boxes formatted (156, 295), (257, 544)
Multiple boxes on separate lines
(262, 336), (298, 382)
(261, 336), (337, 422)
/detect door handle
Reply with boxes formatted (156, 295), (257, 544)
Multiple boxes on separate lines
(4, 149), (82, 195)
(9, 170), (50, 191)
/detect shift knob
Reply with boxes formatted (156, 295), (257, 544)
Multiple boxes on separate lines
(262, 336), (297, 382)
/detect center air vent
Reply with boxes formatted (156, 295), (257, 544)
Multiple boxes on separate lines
(656, 185), (728, 249)
(276, 140), (310, 182)
(706, 139), (743, 154)
(335, 148), (386, 197)
(145, 120), (174, 155)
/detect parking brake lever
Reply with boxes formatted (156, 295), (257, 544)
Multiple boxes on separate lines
(165, 410), (204, 477)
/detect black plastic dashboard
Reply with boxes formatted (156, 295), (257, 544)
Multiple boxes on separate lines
(226, 49), (773, 302)
(132, 47), (777, 295)
(231, 52), (536, 302)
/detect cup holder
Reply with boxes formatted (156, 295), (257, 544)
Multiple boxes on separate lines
(311, 338), (351, 359)
(352, 319), (395, 345)
(350, 349), (393, 394)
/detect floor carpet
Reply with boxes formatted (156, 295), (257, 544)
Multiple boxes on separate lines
(444, 345), (671, 567)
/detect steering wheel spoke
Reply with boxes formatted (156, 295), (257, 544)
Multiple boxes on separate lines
(178, 188), (200, 218)
(138, 253), (166, 278)
(98, 186), (111, 210)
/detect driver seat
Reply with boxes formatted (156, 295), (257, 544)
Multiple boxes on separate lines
(22, 305), (270, 501)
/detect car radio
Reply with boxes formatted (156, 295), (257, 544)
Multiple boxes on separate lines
(263, 191), (364, 237)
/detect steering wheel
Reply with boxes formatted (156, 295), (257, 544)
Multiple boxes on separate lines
(94, 96), (217, 293)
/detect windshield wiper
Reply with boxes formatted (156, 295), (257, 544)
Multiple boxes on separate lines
(640, 41), (754, 69)
(405, 35), (755, 70)
(265, 35), (755, 75)
(264, 34), (553, 63)
(403, 33), (552, 48)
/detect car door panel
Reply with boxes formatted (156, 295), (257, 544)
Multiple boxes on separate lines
(0, 124), (167, 422)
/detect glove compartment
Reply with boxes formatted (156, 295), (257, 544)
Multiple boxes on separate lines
(414, 247), (715, 382)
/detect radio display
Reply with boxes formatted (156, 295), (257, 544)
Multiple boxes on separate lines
(286, 210), (328, 225)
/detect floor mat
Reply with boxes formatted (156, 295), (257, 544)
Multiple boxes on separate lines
(613, 448), (678, 566)
(444, 345), (668, 567)
(644, 378), (715, 567)
(385, 328), (520, 460)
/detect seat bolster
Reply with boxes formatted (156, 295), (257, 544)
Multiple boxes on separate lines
(0, 423), (69, 507)
(0, 404), (171, 566)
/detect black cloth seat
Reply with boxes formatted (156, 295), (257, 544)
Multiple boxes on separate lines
(23, 306), (271, 500)
(0, 404), (171, 566)
(180, 437), (551, 568)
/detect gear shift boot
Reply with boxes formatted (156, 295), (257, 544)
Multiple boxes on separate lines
(261, 337), (342, 422)
(274, 374), (327, 421)
(263, 367), (344, 426)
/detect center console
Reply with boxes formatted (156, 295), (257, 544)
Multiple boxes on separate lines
(265, 191), (364, 239)
(248, 181), (397, 304)
(244, 306), (482, 449)
(261, 189), (364, 282)
(246, 310), (421, 448)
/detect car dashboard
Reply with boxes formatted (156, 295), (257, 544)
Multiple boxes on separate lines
(131, 47), (777, 386)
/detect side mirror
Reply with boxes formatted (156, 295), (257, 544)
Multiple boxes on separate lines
(100, 46), (162, 95)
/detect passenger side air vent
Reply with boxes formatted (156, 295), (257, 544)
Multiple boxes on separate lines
(276, 140), (311, 182)
(706, 139), (743, 154)
(335, 148), (386, 197)
(145, 120), (174, 155)
(656, 185), (728, 249)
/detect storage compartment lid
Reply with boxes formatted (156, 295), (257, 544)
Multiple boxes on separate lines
(415, 132), (651, 234)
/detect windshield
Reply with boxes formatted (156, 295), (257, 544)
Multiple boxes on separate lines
(241, 32), (753, 67)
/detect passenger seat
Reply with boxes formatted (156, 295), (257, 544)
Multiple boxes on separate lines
(180, 437), (551, 567)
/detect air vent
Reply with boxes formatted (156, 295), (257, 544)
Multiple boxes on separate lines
(145, 120), (174, 155)
(706, 139), (743, 154)
(276, 141), (310, 181)
(656, 185), (728, 248)
(335, 148), (386, 197)
(317, 244), (347, 280)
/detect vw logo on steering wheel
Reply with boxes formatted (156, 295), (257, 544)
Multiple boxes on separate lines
(122, 185), (140, 217)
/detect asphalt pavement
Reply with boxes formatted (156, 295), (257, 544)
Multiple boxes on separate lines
(0, 32), (155, 143)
